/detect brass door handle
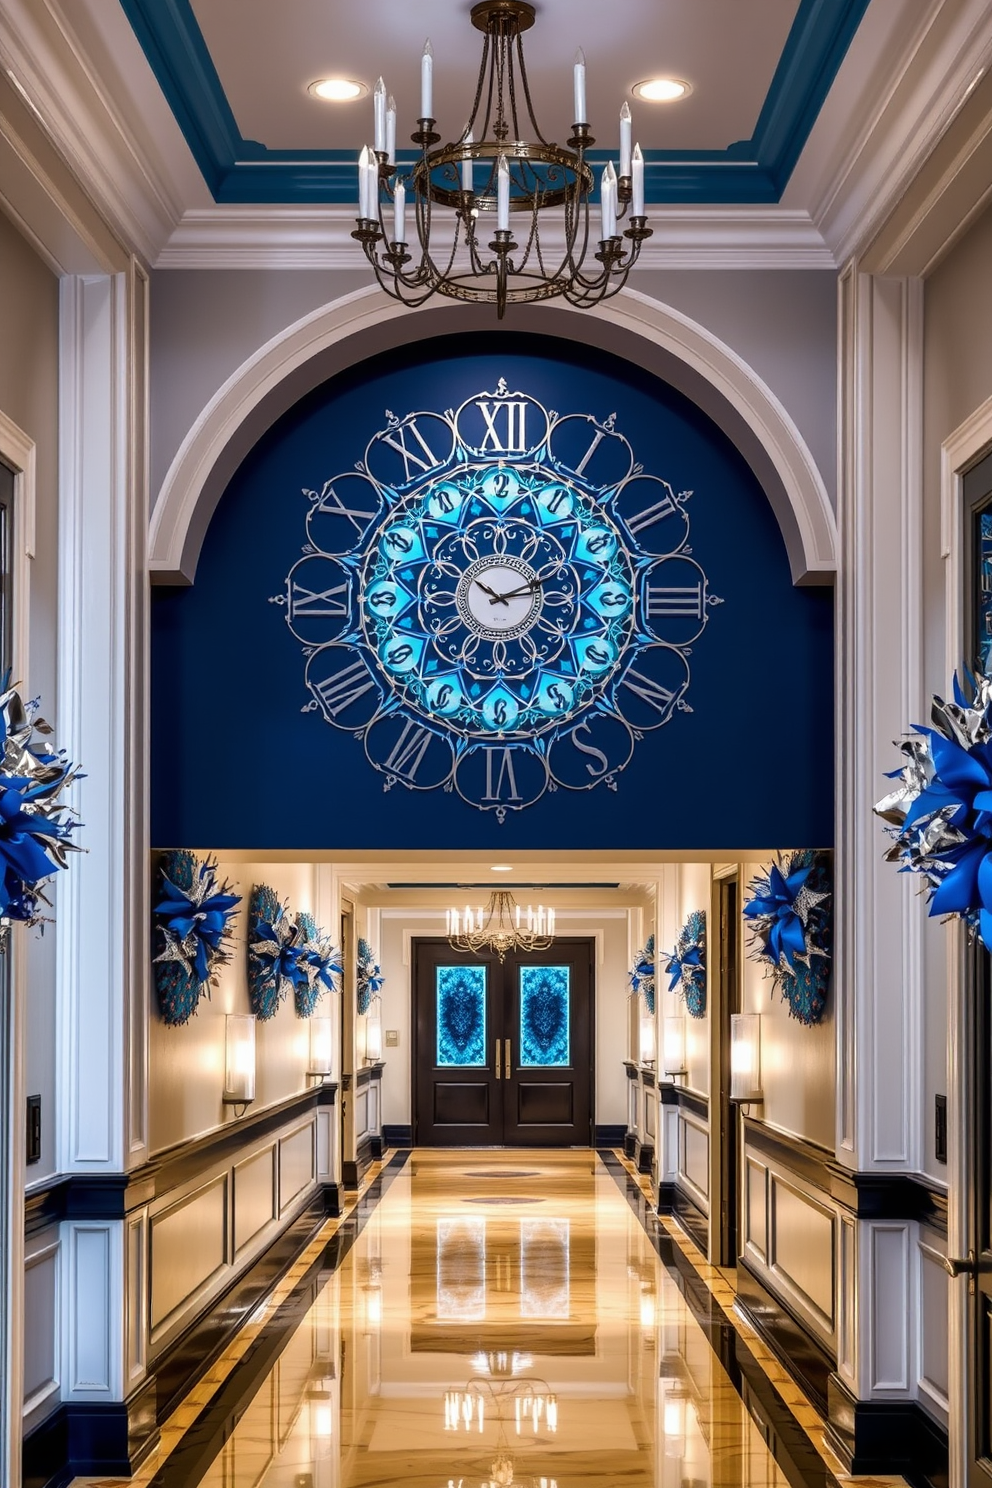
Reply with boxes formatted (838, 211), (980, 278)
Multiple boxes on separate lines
(495, 1040), (501, 1080)
(943, 1250), (991, 1278)
(505, 1038), (511, 1074)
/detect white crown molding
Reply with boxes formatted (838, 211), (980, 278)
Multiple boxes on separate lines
(155, 205), (835, 271)
(0, 0), (193, 266)
(791, 0), (992, 269)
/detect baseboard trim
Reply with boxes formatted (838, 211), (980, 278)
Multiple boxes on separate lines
(594, 1124), (625, 1146)
(382, 1124), (413, 1147)
(635, 1140), (655, 1174)
(658, 1181), (709, 1254)
(623, 1132), (636, 1159)
(735, 1261), (834, 1415)
(825, 1374), (948, 1488)
(343, 1132), (374, 1188)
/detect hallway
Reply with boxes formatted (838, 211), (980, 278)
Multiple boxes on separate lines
(72, 1151), (875, 1488)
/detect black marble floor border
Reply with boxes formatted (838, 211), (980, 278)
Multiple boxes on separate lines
(143, 1151), (410, 1488)
(596, 1149), (832, 1488)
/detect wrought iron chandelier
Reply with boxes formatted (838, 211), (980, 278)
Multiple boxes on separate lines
(447, 891), (555, 960)
(353, 0), (651, 318)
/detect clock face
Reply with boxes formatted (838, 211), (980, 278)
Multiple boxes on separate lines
(276, 381), (721, 819)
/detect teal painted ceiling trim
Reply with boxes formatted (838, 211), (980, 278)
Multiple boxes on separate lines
(119, 0), (871, 205)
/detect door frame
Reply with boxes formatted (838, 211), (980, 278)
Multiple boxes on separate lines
(941, 393), (992, 1488)
(708, 865), (742, 1266)
(410, 936), (597, 1147)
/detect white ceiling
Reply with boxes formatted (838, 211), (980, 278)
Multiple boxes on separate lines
(190, 0), (801, 154)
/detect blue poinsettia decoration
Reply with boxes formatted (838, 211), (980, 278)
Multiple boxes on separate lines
(247, 884), (311, 1020)
(153, 851), (241, 1026)
(357, 936), (383, 1015)
(875, 670), (992, 951)
(743, 850), (831, 1026)
(294, 910), (343, 1018)
(667, 912), (706, 1018)
(0, 680), (81, 938)
(629, 934), (656, 1014)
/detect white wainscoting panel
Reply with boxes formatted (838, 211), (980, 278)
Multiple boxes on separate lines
(279, 1124), (316, 1215)
(233, 1144), (277, 1257)
(769, 1176), (835, 1330)
(316, 1106), (334, 1184)
(677, 1111), (709, 1213)
(63, 1221), (123, 1400)
(356, 1088), (370, 1140)
(868, 1221), (912, 1393)
(917, 1229), (949, 1425)
(660, 1107), (677, 1185)
(124, 1208), (148, 1392)
(745, 1158), (767, 1263)
(838, 1215), (857, 1389)
(150, 1176), (228, 1334)
(22, 1230), (60, 1428)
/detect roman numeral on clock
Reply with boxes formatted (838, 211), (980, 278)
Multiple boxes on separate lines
(483, 746), (522, 802)
(289, 579), (350, 619)
(625, 490), (678, 536)
(312, 660), (377, 719)
(619, 667), (678, 718)
(645, 582), (705, 620)
(378, 417), (444, 480)
(476, 399), (528, 453)
(382, 719), (435, 783)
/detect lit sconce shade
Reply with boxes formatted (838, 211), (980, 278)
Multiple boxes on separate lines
(662, 1386), (688, 1458)
(662, 1013), (687, 1077)
(639, 1014), (655, 1065)
(223, 1014), (256, 1105)
(309, 1015), (333, 1080)
(730, 1012), (763, 1102)
(366, 992), (383, 1063)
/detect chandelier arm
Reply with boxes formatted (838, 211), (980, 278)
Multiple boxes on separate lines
(506, 32), (523, 144)
(463, 30), (492, 142)
(514, 29), (550, 145)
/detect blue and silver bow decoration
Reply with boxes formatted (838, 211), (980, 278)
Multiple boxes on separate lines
(0, 680), (81, 939)
(666, 912), (706, 1019)
(743, 850), (831, 1026)
(247, 884), (311, 1020)
(153, 851), (241, 1026)
(357, 936), (384, 1015)
(875, 670), (992, 952)
(629, 934), (656, 1014)
(294, 910), (343, 1018)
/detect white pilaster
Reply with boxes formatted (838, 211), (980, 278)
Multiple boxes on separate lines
(57, 270), (149, 1176)
(836, 267), (925, 1173)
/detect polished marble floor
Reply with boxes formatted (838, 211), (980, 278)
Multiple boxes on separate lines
(74, 1150), (907, 1488)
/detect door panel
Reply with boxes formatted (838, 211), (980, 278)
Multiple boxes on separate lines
(414, 939), (595, 1146)
(415, 946), (503, 1145)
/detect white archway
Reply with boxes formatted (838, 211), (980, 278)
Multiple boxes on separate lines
(148, 284), (836, 587)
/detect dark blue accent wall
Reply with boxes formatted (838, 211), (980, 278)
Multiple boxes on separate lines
(151, 332), (833, 851)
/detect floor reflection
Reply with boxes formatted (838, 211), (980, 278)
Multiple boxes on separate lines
(191, 1150), (796, 1488)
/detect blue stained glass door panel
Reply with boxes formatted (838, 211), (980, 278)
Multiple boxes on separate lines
(519, 966), (570, 1066)
(436, 965), (487, 1066)
(978, 510), (992, 676)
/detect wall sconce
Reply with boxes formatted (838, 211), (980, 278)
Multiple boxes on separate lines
(365, 992), (383, 1064)
(662, 1014), (687, 1078)
(661, 1384), (687, 1458)
(638, 1013), (655, 1065)
(308, 1015), (333, 1083)
(223, 1014), (256, 1110)
(730, 1012), (763, 1102)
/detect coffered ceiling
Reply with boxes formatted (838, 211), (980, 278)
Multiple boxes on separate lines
(117, 0), (869, 204)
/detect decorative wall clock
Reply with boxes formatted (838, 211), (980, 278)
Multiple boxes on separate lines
(275, 380), (722, 820)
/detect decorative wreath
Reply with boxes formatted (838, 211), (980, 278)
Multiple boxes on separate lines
(153, 851), (240, 1026)
(357, 936), (383, 1015)
(628, 934), (656, 1014)
(743, 850), (831, 1026)
(0, 680), (81, 941)
(875, 670), (992, 951)
(666, 911), (706, 1019)
(247, 884), (308, 1020)
(293, 910), (343, 1018)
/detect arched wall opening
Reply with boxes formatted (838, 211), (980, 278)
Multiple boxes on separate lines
(150, 320), (835, 853)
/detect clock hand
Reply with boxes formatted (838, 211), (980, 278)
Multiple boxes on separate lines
(474, 579), (510, 606)
(488, 574), (561, 603)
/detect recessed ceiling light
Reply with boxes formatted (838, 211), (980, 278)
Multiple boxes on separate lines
(309, 78), (367, 102)
(491, 864), (513, 872)
(633, 77), (691, 103)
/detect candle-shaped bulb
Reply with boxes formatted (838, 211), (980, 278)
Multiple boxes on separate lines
(386, 95), (396, 164)
(462, 130), (474, 195)
(421, 39), (434, 119)
(619, 100), (632, 177)
(601, 160), (617, 239)
(632, 142), (645, 216)
(573, 47), (587, 125)
(497, 153), (510, 232)
(373, 77), (387, 154)
(358, 144), (370, 218)
(393, 176), (406, 243)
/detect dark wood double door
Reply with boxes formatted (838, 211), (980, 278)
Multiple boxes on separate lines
(414, 938), (594, 1146)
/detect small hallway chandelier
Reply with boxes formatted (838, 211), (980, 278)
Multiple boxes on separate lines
(353, 0), (652, 317)
(447, 891), (556, 960)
